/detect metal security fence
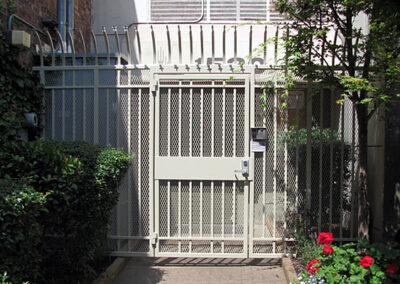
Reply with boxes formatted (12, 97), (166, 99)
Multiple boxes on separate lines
(33, 24), (358, 258)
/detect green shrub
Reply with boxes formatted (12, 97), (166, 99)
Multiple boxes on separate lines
(0, 140), (132, 283)
(0, 179), (46, 283)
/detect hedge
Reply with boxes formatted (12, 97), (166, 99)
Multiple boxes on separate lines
(0, 140), (133, 283)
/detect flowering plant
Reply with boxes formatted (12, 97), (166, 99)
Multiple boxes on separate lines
(294, 233), (400, 284)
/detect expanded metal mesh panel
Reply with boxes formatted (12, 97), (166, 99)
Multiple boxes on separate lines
(159, 81), (246, 158)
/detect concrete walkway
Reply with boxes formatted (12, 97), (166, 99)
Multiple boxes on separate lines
(112, 258), (287, 284)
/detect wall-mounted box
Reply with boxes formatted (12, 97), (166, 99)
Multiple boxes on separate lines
(7, 30), (31, 48)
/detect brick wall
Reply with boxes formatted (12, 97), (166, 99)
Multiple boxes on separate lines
(3, 0), (92, 53)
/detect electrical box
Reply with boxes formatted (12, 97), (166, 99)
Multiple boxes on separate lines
(7, 30), (31, 48)
(251, 127), (267, 140)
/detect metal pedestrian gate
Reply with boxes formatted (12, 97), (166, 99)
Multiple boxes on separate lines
(154, 74), (251, 257)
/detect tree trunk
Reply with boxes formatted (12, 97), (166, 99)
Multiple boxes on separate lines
(356, 103), (370, 239)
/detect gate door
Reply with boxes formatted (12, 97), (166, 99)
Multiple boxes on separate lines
(154, 74), (252, 257)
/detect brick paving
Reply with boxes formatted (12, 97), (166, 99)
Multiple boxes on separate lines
(112, 258), (287, 284)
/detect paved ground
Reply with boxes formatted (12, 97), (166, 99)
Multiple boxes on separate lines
(112, 258), (287, 284)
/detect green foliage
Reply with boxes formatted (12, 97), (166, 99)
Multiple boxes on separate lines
(0, 140), (133, 283)
(0, 29), (43, 146)
(295, 235), (400, 283)
(0, 179), (46, 283)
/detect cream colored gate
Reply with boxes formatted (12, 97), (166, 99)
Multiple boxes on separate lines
(154, 74), (252, 257)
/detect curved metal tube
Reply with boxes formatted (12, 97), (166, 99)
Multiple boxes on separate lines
(135, 27), (142, 63)
(33, 30), (44, 66)
(124, 26), (131, 63)
(91, 30), (98, 64)
(55, 29), (66, 66)
(78, 29), (87, 65)
(102, 26), (111, 64)
(67, 30), (76, 65)
(113, 26), (121, 55)
(46, 30), (55, 66)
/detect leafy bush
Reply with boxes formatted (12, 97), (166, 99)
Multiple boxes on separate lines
(0, 140), (132, 283)
(294, 233), (400, 284)
(0, 178), (46, 283)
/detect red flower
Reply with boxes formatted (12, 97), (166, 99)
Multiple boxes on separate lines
(386, 263), (399, 274)
(323, 245), (334, 255)
(359, 255), (374, 268)
(317, 232), (333, 245)
(307, 259), (321, 274)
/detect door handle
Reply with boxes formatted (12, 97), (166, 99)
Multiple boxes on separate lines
(234, 159), (249, 175)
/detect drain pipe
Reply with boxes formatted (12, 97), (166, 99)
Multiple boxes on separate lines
(57, 0), (66, 42)
(66, 0), (74, 52)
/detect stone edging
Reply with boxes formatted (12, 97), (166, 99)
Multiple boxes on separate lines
(92, 257), (129, 284)
(282, 257), (298, 284)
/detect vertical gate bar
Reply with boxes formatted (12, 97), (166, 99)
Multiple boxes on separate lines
(350, 102), (356, 238)
(168, 181), (171, 237)
(211, 181), (214, 253)
(189, 181), (192, 253)
(116, 69), (121, 247)
(273, 80), (278, 254)
(52, 89), (55, 138)
(72, 71), (76, 140)
(222, 88), (226, 157)
(168, 88), (171, 156)
(62, 72), (66, 140)
(179, 85), (182, 157)
(262, 89), (267, 238)
(329, 88), (334, 232)
(284, 89), (288, 252)
(340, 101), (345, 241)
(318, 91), (323, 233)
(94, 67), (99, 144)
(233, 88), (237, 157)
(222, 181), (225, 253)
(295, 92), (299, 211)
(149, 84), (155, 256)
(306, 80), (312, 212)
(135, 27), (142, 63)
(211, 86), (215, 157)
(155, 179), (160, 255)
(106, 89), (109, 144)
(83, 90), (86, 141)
(154, 81), (160, 255)
(127, 74), (132, 246)
(200, 88), (204, 156)
(138, 89), (142, 236)
(248, 76), (255, 257)
(233, 182), (236, 237)
(200, 181), (203, 237)
(178, 181), (182, 252)
(244, 182), (249, 258)
(190, 87), (193, 156)
(244, 80), (250, 155)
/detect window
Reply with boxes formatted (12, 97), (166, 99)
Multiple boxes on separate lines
(150, 0), (285, 22)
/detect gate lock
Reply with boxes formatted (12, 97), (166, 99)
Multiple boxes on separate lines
(235, 159), (249, 176)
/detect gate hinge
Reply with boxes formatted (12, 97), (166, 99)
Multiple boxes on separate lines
(150, 232), (158, 245)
